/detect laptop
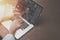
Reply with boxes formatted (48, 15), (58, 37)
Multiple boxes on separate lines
(15, 0), (43, 39)
(2, 0), (43, 39)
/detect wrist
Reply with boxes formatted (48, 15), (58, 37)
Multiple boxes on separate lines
(9, 27), (16, 34)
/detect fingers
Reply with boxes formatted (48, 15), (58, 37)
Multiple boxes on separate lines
(12, 18), (23, 29)
(14, 19), (23, 25)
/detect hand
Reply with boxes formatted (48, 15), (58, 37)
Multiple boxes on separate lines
(9, 18), (23, 34)
(9, 6), (24, 34)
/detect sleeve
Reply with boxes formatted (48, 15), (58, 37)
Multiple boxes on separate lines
(2, 34), (15, 40)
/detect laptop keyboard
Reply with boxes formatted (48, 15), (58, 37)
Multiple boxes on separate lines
(19, 22), (29, 30)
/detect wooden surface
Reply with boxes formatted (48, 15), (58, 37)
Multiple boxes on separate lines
(19, 0), (60, 40)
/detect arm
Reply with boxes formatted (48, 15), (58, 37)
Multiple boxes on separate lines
(2, 18), (23, 40)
